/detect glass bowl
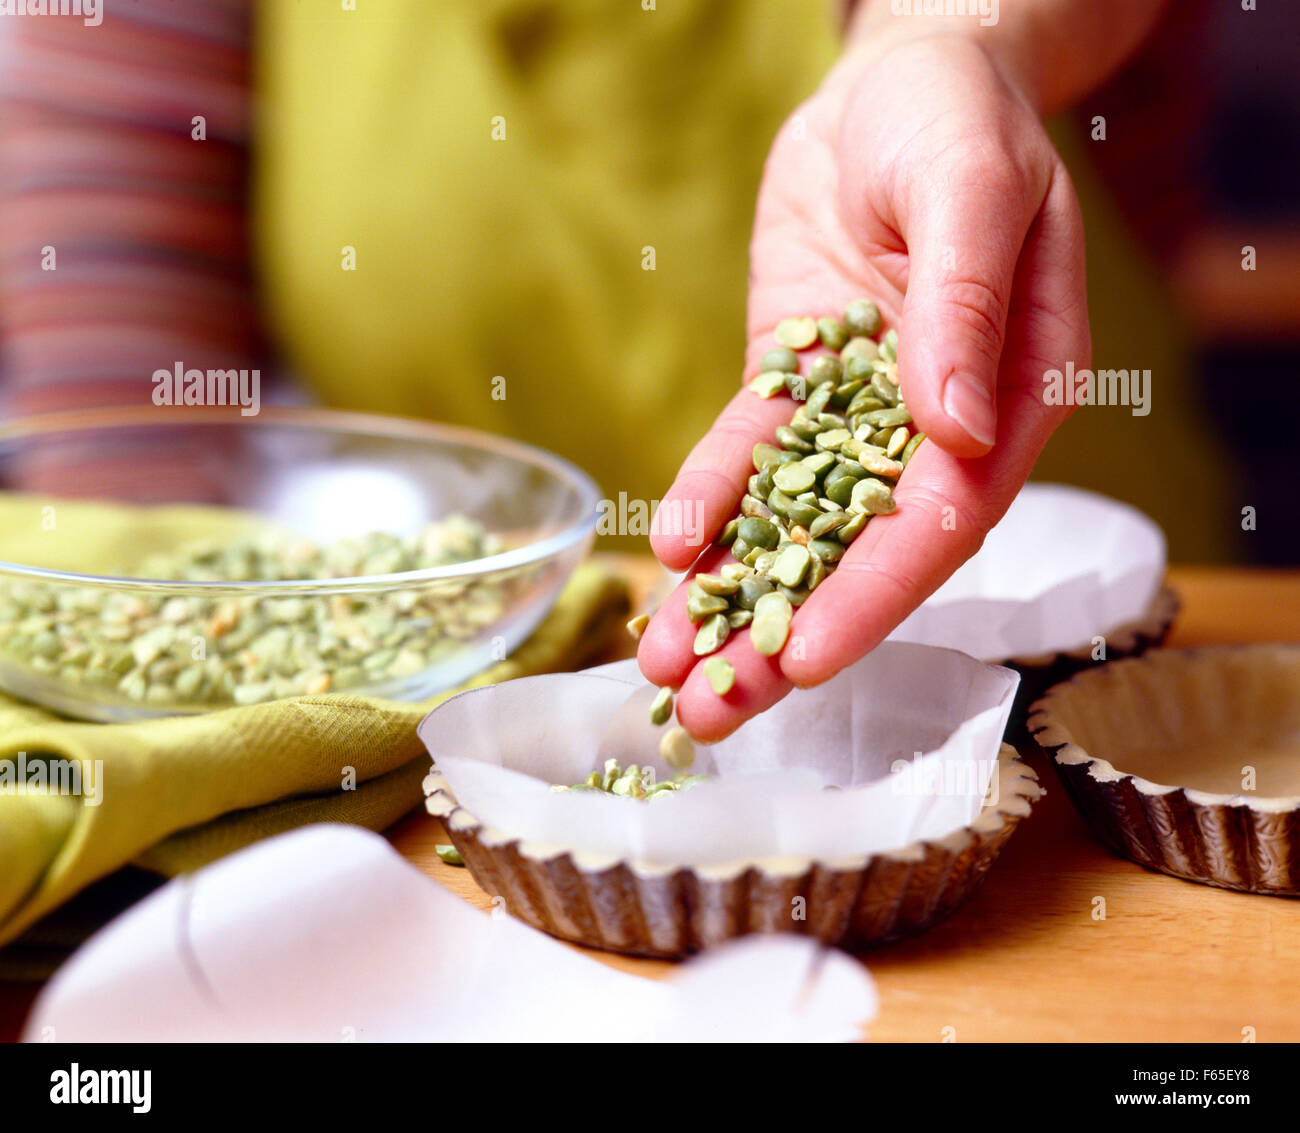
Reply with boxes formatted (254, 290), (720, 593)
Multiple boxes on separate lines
(0, 407), (600, 722)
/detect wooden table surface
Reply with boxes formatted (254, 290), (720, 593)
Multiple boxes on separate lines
(4, 560), (1299, 1042)
(393, 560), (1300, 1043)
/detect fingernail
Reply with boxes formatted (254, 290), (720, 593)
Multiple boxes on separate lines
(941, 371), (997, 448)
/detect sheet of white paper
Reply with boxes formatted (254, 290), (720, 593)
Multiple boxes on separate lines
(888, 483), (1165, 660)
(421, 643), (1018, 865)
(23, 825), (877, 1043)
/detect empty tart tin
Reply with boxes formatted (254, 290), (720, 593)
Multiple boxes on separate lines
(1002, 585), (1179, 732)
(1029, 644), (1300, 896)
(889, 484), (1178, 733)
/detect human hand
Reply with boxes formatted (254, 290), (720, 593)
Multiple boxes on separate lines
(638, 33), (1089, 740)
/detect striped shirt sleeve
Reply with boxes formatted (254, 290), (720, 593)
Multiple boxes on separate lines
(0, 0), (261, 429)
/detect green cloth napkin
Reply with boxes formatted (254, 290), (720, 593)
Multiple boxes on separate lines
(0, 496), (628, 951)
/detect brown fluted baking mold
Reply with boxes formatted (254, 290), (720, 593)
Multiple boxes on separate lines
(1000, 585), (1180, 735)
(1029, 644), (1300, 896)
(423, 744), (1041, 958)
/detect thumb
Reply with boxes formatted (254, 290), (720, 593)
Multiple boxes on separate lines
(896, 171), (1040, 457)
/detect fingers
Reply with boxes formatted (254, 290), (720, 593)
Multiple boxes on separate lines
(674, 632), (789, 743)
(1004, 165), (1091, 378)
(648, 386), (796, 570)
(778, 393), (1034, 687)
(635, 546), (728, 691)
(781, 166), (1090, 689)
(894, 159), (1047, 458)
(635, 545), (794, 742)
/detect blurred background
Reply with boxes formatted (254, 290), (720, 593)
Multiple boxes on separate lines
(0, 0), (1295, 562)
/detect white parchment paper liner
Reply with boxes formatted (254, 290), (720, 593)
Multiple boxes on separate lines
(420, 645), (1043, 956)
(23, 825), (879, 1042)
(422, 645), (1017, 865)
(889, 483), (1169, 662)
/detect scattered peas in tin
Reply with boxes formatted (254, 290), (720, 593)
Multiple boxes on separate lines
(552, 758), (705, 800)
